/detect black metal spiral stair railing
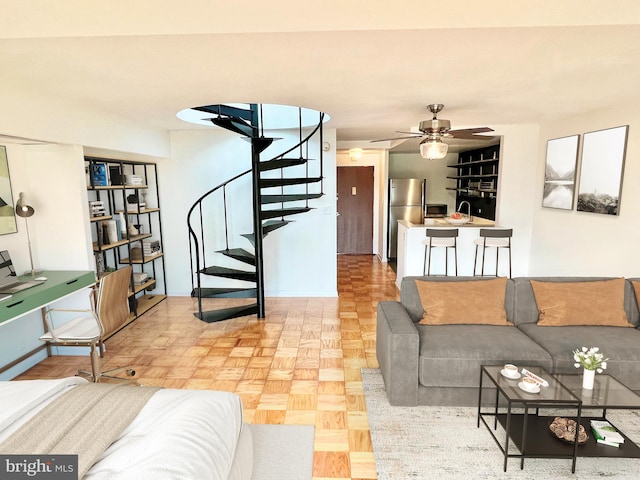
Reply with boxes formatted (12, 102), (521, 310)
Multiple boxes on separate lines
(187, 104), (325, 322)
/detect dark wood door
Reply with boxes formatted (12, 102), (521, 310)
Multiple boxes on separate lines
(337, 166), (374, 254)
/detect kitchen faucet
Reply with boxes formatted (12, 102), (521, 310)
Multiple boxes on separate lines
(457, 200), (472, 222)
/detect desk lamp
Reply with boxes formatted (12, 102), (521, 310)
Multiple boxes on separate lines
(15, 192), (41, 276)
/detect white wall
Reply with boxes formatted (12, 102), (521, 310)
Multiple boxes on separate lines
(529, 104), (640, 276)
(0, 87), (170, 158)
(165, 128), (338, 297)
(491, 125), (541, 277)
(0, 143), (93, 274)
(0, 143), (95, 379)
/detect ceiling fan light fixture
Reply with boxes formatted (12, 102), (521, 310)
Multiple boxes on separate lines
(420, 138), (448, 160)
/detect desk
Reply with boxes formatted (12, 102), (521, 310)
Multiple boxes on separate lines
(0, 270), (96, 374)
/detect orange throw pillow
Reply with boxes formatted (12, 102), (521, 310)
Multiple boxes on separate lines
(416, 277), (511, 325)
(632, 281), (640, 309)
(530, 278), (631, 327)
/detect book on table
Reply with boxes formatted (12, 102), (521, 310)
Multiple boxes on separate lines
(590, 419), (624, 445)
(591, 427), (621, 447)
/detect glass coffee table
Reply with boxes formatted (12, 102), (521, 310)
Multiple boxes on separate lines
(478, 365), (582, 472)
(478, 366), (640, 473)
(554, 373), (640, 458)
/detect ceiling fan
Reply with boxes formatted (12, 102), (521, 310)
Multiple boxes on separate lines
(372, 104), (495, 159)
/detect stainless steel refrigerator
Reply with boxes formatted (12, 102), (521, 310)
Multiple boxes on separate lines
(387, 178), (427, 259)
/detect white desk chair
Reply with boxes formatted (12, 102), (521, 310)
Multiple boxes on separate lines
(40, 266), (137, 383)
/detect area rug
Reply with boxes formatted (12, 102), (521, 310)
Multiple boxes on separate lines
(362, 368), (640, 479)
(249, 424), (314, 480)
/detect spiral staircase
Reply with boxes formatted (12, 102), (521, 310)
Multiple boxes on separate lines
(187, 103), (326, 322)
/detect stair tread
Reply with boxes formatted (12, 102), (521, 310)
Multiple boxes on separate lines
(259, 158), (308, 171)
(220, 249), (256, 266)
(201, 266), (256, 282)
(195, 304), (259, 323)
(210, 116), (256, 137)
(261, 193), (323, 204)
(192, 287), (257, 299)
(260, 177), (323, 188)
(202, 266), (254, 274)
(217, 248), (254, 257)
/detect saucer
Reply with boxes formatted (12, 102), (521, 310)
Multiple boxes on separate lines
(501, 369), (521, 380)
(518, 381), (540, 394)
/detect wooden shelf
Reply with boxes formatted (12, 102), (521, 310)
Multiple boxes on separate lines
(132, 278), (156, 294)
(120, 252), (163, 264)
(135, 294), (166, 317)
(114, 207), (160, 215)
(89, 215), (112, 223)
(92, 233), (152, 252)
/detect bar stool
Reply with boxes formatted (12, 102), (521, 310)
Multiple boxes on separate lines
(423, 228), (458, 276)
(473, 228), (513, 278)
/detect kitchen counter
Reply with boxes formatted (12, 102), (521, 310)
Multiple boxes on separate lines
(395, 218), (508, 288)
(421, 216), (495, 228)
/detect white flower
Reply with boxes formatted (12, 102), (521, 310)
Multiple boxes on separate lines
(572, 346), (608, 372)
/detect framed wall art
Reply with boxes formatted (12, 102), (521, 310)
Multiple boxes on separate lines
(542, 135), (580, 210)
(577, 125), (629, 215)
(0, 146), (17, 235)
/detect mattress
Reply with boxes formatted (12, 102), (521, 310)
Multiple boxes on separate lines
(0, 377), (251, 480)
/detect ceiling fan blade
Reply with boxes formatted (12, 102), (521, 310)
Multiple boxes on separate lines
(447, 127), (495, 140)
(370, 135), (423, 143)
(448, 133), (497, 141)
(395, 130), (424, 135)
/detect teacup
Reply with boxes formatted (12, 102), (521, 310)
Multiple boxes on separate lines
(504, 364), (518, 375)
(522, 376), (538, 390)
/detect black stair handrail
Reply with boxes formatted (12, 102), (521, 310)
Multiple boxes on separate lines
(187, 111), (326, 297)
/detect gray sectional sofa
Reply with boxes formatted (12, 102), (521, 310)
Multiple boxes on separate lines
(376, 276), (640, 406)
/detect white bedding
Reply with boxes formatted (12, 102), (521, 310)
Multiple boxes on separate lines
(0, 377), (248, 480)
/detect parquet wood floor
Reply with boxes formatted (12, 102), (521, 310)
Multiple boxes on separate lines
(16, 254), (399, 480)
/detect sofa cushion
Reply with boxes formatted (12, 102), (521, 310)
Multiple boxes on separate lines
(415, 277), (511, 325)
(401, 276), (515, 323)
(416, 324), (554, 388)
(630, 280), (640, 324)
(530, 278), (631, 327)
(518, 323), (640, 391)
(512, 277), (639, 327)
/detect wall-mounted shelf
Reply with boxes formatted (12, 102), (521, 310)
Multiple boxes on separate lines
(449, 145), (500, 219)
(447, 158), (499, 168)
(447, 174), (498, 179)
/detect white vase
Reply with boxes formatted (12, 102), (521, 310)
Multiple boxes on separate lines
(582, 368), (595, 390)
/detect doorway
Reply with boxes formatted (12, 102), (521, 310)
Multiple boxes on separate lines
(337, 166), (374, 254)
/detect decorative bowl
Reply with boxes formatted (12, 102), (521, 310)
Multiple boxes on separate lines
(549, 417), (589, 445)
(444, 216), (470, 225)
